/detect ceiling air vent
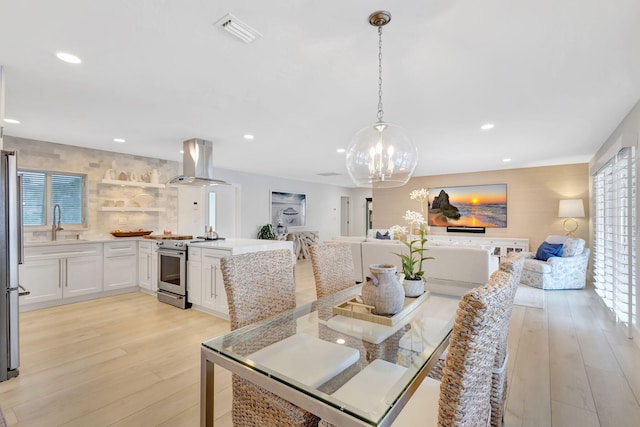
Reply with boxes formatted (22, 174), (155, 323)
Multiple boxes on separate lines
(215, 14), (262, 43)
(317, 172), (341, 177)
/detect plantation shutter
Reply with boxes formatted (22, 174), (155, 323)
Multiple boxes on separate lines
(593, 146), (636, 338)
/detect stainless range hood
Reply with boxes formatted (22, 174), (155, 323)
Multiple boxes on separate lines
(168, 139), (228, 186)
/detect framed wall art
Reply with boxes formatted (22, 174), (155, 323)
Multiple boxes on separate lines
(271, 191), (306, 228)
(428, 184), (507, 228)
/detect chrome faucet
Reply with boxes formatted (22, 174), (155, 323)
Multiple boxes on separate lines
(52, 204), (64, 240)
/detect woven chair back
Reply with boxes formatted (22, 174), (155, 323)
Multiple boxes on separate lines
(488, 252), (525, 426)
(309, 242), (356, 299)
(220, 249), (319, 427)
(221, 249), (296, 330)
(438, 270), (514, 426)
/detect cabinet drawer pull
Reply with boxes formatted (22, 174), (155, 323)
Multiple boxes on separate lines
(213, 265), (218, 298)
(210, 267), (214, 298)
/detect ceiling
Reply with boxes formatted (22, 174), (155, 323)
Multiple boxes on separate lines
(1, 1), (639, 188)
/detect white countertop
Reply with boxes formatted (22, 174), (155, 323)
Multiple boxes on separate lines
(24, 237), (293, 253)
(24, 236), (141, 247)
(187, 238), (293, 254)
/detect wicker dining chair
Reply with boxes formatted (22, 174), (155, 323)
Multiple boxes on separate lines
(320, 262), (514, 427)
(427, 252), (525, 427)
(220, 249), (320, 427)
(425, 252), (524, 426)
(391, 269), (513, 426)
(309, 242), (357, 299)
(489, 252), (524, 427)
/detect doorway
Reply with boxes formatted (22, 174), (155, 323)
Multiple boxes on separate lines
(206, 184), (241, 238)
(365, 197), (373, 235)
(340, 196), (350, 236)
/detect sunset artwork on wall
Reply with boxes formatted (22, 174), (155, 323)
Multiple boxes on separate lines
(428, 184), (507, 228)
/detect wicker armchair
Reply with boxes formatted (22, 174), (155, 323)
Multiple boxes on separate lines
(220, 249), (320, 427)
(309, 242), (357, 299)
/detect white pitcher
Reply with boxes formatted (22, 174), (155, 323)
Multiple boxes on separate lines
(361, 264), (405, 315)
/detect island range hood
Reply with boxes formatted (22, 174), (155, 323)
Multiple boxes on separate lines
(168, 138), (229, 186)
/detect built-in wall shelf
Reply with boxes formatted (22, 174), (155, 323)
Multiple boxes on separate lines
(99, 207), (166, 213)
(100, 179), (165, 189)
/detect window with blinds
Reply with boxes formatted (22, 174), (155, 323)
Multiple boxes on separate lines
(20, 170), (87, 227)
(593, 146), (636, 337)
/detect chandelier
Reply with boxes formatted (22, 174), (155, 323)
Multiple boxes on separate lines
(345, 11), (418, 188)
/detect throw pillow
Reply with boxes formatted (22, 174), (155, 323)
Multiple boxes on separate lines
(535, 241), (564, 261)
(561, 237), (585, 257)
(375, 231), (391, 240)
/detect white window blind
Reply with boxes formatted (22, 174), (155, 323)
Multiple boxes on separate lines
(593, 146), (636, 337)
(20, 170), (87, 227)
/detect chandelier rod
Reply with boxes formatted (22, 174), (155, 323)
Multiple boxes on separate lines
(377, 26), (384, 123)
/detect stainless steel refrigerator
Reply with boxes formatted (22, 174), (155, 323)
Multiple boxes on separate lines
(1, 149), (23, 382)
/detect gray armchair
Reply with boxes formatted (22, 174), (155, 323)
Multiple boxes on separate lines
(520, 235), (589, 290)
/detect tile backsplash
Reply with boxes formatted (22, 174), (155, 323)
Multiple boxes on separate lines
(5, 136), (180, 241)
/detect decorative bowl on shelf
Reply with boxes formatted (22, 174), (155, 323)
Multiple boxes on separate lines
(111, 230), (153, 237)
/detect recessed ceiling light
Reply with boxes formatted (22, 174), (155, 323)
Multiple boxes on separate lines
(336, 148), (345, 153)
(180, 150), (184, 154)
(113, 138), (126, 143)
(502, 158), (512, 163)
(243, 134), (255, 140)
(56, 52), (82, 64)
(480, 123), (495, 130)
(3, 118), (20, 124)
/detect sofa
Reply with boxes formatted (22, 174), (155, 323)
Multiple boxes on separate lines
(327, 236), (499, 296)
(520, 235), (589, 290)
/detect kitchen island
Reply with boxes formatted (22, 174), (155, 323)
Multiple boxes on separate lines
(186, 238), (294, 318)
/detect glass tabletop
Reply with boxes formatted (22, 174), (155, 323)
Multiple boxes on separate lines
(202, 285), (458, 425)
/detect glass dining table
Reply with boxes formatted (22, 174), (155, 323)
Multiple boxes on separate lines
(200, 285), (459, 427)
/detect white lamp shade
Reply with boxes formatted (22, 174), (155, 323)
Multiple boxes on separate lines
(558, 199), (585, 218)
(345, 122), (418, 188)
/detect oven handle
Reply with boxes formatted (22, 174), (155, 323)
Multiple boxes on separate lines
(157, 249), (186, 257)
(158, 290), (184, 300)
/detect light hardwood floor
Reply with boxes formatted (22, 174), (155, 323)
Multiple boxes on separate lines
(0, 259), (638, 426)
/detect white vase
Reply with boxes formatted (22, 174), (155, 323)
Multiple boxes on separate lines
(403, 278), (425, 298)
(149, 169), (159, 184)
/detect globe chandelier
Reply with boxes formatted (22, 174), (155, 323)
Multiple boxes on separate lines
(345, 11), (418, 188)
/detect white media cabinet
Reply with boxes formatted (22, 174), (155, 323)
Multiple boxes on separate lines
(426, 235), (529, 258)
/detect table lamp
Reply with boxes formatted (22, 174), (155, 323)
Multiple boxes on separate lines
(558, 199), (585, 236)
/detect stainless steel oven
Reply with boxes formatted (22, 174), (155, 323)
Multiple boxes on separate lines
(157, 240), (191, 309)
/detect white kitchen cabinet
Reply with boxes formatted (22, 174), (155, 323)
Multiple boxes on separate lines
(187, 247), (202, 305)
(138, 240), (158, 292)
(19, 258), (62, 304)
(104, 241), (138, 290)
(19, 243), (104, 306)
(200, 248), (230, 316)
(66, 255), (105, 297)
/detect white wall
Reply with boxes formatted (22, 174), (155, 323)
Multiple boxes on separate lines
(177, 184), (241, 238)
(180, 167), (371, 241)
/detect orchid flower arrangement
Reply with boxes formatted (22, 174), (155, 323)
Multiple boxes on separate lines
(391, 189), (434, 281)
